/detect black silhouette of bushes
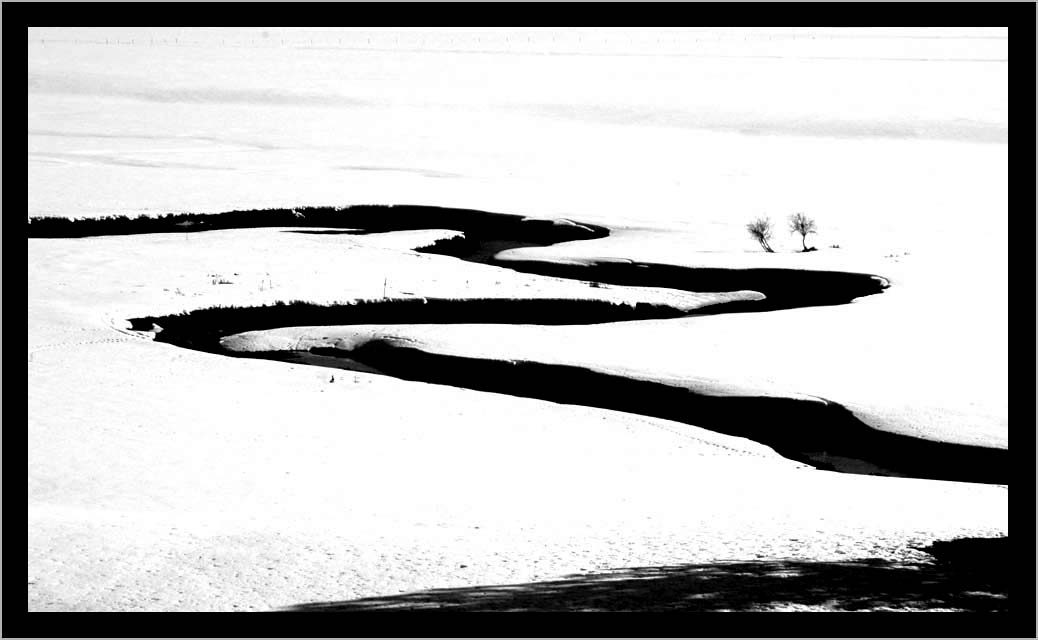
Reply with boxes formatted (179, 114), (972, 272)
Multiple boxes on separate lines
(26, 205), (609, 242)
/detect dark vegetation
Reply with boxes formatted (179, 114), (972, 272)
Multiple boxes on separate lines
(280, 229), (378, 235)
(746, 217), (775, 252)
(789, 212), (818, 252)
(26, 204), (609, 243)
(128, 298), (691, 353)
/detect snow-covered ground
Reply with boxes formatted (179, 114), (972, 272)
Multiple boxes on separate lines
(27, 28), (1008, 611)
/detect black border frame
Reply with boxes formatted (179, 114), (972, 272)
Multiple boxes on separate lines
(11, 4), (1034, 638)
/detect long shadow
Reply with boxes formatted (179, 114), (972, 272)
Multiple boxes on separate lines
(286, 537), (1008, 612)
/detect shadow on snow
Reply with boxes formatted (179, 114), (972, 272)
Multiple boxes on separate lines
(287, 537), (1008, 612)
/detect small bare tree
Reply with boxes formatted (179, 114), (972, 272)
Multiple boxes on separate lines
(746, 217), (774, 253)
(789, 212), (817, 252)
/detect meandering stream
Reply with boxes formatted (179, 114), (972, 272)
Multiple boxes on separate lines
(30, 205), (1004, 484)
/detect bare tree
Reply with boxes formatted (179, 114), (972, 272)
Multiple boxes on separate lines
(746, 217), (774, 253)
(789, 212), (817, 252)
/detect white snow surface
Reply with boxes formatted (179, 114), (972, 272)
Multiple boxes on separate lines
(28, 28), (1007, 612)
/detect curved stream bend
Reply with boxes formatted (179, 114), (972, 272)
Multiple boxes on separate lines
(36, 204), (1000, 485)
